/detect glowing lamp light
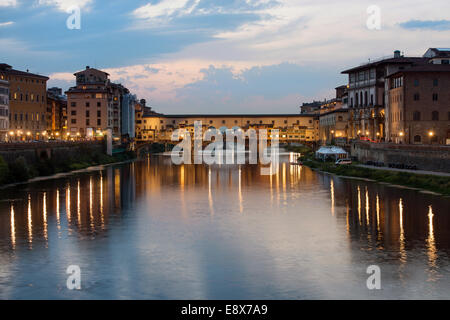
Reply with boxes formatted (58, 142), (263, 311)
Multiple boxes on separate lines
(26, 131), (31, 136)
(399, 132), (404, 137)
(429, 131), (434, 137)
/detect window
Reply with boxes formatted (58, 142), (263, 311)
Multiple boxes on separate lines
(86, 110), (90, 117)
(97, 119), (101, 125)
(86, 102), (90, 107)
(71, 110), (76, 116)
(414, 79), (419, 87)
(71, 119), (76, 124)
(442, 60), (449, 65)
(414, 135), (421, 143)
(413, 111), (421, 121)
(432, 111), (439, 121)
(86, 119), (90, 125)
(71, 102), (76, 107)
(433, 93), (438, 101)
(413, 93), (420, 101)
(97, 102), (101, 107)
(433, 79), (439, 87)
(97, 110), (101, 117)
(448, 112), (450, 121)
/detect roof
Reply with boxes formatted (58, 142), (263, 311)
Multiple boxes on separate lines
(316, 146), (348, 155)
(424, 48), (450, 58)
(387, 64), (450, 78)
(0, 63), (49, 80)
(341, 57), (427, 74)
(143, 113), (318, 118)
(319, 108), (349, 117)
(74, 67), (109, 76)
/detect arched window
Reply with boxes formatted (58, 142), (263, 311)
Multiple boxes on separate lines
(413, 111), (421, 121)
(414, 135), (421, 143)
(432, 111), (439, 121)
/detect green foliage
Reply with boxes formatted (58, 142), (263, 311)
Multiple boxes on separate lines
(9, 156), (31, 182)
(304, 159), (450, 196)
(0, 156), (9, 185)
(0, 147), (137, 186)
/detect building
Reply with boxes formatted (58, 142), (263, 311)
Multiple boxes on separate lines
(319, 108), (351, 146)
(137, 114), (319, 144)
(386, 64), (450, 144)
(423, 48), (450, 65)
(46, 87), (67, 138)
(0, 77), (9, 140)
(121, 92), (137, 141)
(66, 66), (111, 138)
(342, 50), (427, 141)
(0, 63), (49, 140)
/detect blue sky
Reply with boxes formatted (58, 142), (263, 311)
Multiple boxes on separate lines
(1, 0), (450, 113)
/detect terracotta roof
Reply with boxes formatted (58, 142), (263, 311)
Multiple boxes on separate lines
(341, 57), (427, 74)
(387, 64), (450, 78)
(143, 113), (318, 118)
(0, 63), (49, 80)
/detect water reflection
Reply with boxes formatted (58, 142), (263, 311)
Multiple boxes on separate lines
(0, 155), (449, 299)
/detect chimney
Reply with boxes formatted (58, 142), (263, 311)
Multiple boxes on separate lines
(394, 50), (401, 58)
(86, 66), (90, 69)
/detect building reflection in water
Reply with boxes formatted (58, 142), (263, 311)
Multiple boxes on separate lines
(0, 154), (448, 286)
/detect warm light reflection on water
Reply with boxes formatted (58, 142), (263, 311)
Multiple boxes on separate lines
(0, 155), (449, 299)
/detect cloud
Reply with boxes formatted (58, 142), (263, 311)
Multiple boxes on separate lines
(0, 0), (16, 6)
(37, 0), (92, 11)
(399, 20), (450, 31)
(0, 21), (14, 27)
(133, 0), (200, 21)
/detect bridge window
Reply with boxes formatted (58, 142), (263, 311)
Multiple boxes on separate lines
(414, 135), (421, 143)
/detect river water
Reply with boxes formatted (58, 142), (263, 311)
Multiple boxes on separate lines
(0, 154), (449, 299)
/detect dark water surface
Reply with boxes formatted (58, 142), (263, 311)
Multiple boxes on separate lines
(0, 155), (449, 299)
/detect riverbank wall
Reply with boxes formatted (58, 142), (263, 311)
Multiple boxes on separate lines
(351, 141), (450, 173)
(0, 141), (104, 165)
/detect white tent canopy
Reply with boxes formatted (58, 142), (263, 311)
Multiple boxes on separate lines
(315, 146), (348, 160)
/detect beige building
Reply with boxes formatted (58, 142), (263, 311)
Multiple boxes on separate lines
(0, 78), (9, 140)
(137, 114), (319, 144)
(387, 64), (450, 145)
(0, 63), (48, 140)
(319, 108), (351, 145)
(66, 67), (112, 138)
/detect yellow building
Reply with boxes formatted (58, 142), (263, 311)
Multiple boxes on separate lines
(0, 63), (49, 140)
(136, 114), (319, 144)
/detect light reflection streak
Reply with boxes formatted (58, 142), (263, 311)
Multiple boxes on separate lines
(27, 194), (32, 247)
(90, 176), (94, 231)
(56, 189), (61, 231)
(10, 204), (15, 249)
(43, 192), (48, 242)
(427, 205), (438, 275)
(238, 166), (243, 214)
(365, 187), (370, 225)
(208, 167), (214, 216)
(357, 186), (361, 225)
(66, 183), (71, 224)
(399, 198), (406, 263)
(77, 180), (81, 226)
(100, 174), (105, 229)
(330, 179), (335, 216)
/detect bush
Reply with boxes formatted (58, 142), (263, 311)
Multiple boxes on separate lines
(0, 156), (9, 184)
(9, 156), (31, 182)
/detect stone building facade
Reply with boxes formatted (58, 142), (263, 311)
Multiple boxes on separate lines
(387, 64), (450, 145)
(0, 63), (49, 140)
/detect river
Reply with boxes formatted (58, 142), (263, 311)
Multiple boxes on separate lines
(0, 154), (449, 299)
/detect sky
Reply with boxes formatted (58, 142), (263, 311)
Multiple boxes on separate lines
(1, 0), (450, 114)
